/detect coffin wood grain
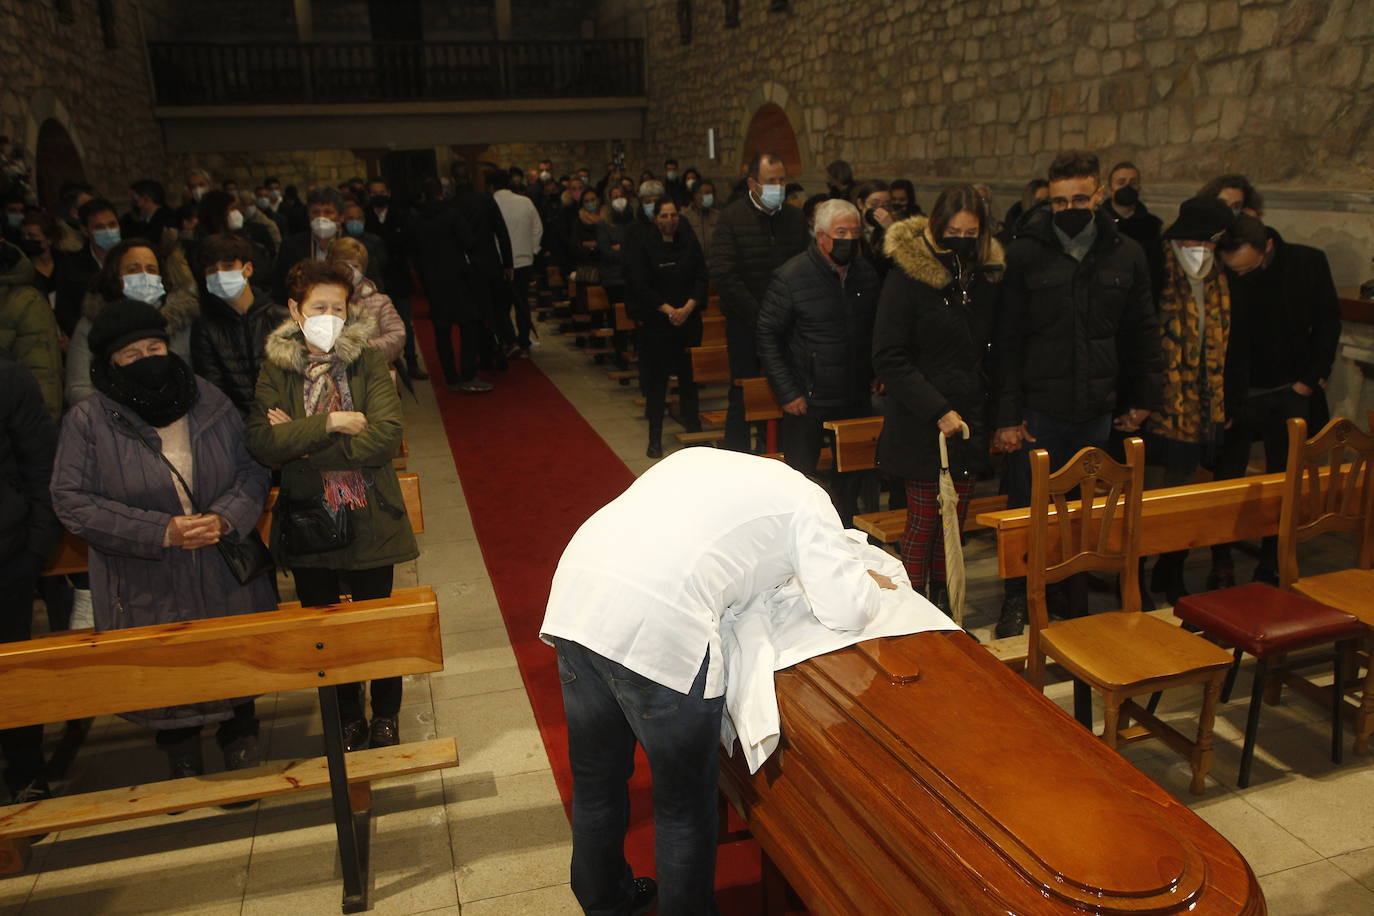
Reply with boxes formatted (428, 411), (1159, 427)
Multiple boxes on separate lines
(720, 631), (1264, 914)
(0, 586), (440, 731)
(43, 472), (424, 576)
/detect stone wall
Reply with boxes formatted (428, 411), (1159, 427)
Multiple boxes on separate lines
(477, 139), (647, 176)
(164, 149), (367, 195)
(0, 0), (176, 205)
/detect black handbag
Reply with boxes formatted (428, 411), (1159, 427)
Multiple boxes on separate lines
(278, 495), (355, 556)
(115, 411), (275, 585)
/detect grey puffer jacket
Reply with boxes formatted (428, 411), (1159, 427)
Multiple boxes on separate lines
(51, 377), (276, 729)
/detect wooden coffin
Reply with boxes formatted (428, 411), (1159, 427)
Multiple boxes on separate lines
(719, 631), (1264, 914)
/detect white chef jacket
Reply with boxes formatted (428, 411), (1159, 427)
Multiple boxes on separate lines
(494, 189), (543, 269)
(541, 448), (883, 698)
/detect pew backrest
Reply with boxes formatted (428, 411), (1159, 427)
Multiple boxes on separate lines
(690, 345), (731, 385)
(1279, 416), (1374, 587)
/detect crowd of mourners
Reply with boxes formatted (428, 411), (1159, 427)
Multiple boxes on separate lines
(0, 146), (1344, 813)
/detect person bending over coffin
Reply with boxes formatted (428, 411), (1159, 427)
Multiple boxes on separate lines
(541, 447), (905, 916)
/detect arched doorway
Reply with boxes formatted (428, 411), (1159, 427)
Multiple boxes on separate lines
(741, 102), (802, 176)
(34, 119), (86, 211)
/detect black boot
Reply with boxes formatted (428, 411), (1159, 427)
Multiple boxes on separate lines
(995, 593), (1027, 639)
(927, 582), (952, 618)
(646, 424), (663, 459)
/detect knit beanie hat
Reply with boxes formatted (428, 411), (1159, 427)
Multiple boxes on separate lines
(87, 298), (168, 360)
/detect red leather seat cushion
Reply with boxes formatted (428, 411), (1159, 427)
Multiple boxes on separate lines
(1175, 583), (1363, 657)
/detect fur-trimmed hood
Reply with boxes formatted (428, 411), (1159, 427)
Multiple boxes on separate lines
(884, 215), (1005, 290)
(263, 308), (378, 373)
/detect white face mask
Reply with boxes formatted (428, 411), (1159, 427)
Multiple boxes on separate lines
(226, 209), (245, 230)
(1177, 244), (1213, 278)
(300, 313), (345, 352)
(122, 272), (165, 304)
(190, 186), (207, 202)
(311, 217), (339, 241)
(611, 197), (629, 213)
(207, 268), (247, 301)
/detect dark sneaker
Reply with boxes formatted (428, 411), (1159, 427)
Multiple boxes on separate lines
(452, 378), (494, 394)
(369, 716), (399, 749)
(995, 593), (1027, 639)
(629, 876), (658, 916)
(342, 718), (369, 753)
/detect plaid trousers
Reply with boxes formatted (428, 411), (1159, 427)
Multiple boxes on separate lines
(899, 477), (974, 593)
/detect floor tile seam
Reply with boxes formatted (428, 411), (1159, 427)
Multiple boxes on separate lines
(459, 877), (572, 905)
(444, 762), (558, 785)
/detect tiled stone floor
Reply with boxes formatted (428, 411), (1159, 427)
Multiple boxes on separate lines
(2, 322), (1371, 914)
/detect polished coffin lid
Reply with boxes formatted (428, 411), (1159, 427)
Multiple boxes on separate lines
(720, 631), (1264, 915)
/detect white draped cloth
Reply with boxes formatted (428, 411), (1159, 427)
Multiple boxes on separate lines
(720, 532), (960, 773)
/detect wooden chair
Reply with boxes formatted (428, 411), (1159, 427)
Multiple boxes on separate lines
(1268, 415), (1374, 755)
(677, 345), (731, 445)
(1026, 438), (1233, 794)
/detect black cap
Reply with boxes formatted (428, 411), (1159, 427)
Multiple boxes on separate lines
(87, 298), (168, 360)
(1164, 196), (1236, 242)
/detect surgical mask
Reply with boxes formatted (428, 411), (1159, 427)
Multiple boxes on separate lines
(369, 195), (390, 209)
(256, 196), (271, 210)
(759, 184), (785, 211)
(538, 170), (552, 182)
(666, 170), (679, 181)
(1112, 186), (1139, 207)
(345, 219), (364, 237)
(190, 186), (207, 202)
(701, 194), (714, 209)
(207, 268), (247, 301)
(122, 271), (165, 304)
(244, 204), (258, 216)
(93, 227), (121, 250)
(583, 200), (599, 213)
(5, 212), (21, 228)
(827, 237), (857, 266)
(611, 197), (629, 213)
(1177, 244), (1213, 278)
(227, 209), (245, 230)
(300, 313), (345, 352)
(944, 236), (978, 262)
(1053, 208), (1093, 238)
(269, 189), (282, 201)
(311, 217), (339, 241)
(643, 203), (655, 220)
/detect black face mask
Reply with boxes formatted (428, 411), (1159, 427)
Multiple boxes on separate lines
(1054, 207), (1094, 238)
(118, 354), (173, 388)
(828, 237), (857, 266)
(1113, 186), (1140, 208)
(943, 236), (978, 262)
(94, 352), (199, 428)
(369, 195), (390, 209)
(18, 238), (46, 258)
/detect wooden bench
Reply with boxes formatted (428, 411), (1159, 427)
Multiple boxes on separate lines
(675, 345), (732, 445)
(701, 314), (726, 347)
(44, 473), (426, 577)
(0, 586), (453, 914)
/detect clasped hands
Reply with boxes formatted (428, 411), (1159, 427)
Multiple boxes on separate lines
(659, 301), (694, 327)
(166, 513), (228, 550)
(992, 409), (1152, 453)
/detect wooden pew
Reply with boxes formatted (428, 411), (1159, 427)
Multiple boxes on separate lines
(0, 587), (455, 914)
(719, 630), (1264, 914)
(824, 416), (1008, 539)
(701, 314), (726, 347)
(676, 345), (732, 445)
(44, 473), (426, 577)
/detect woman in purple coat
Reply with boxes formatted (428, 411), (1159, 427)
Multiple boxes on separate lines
(50, 299), (277, 781)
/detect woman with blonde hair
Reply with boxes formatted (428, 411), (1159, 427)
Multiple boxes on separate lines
(325, 236), (405, 367)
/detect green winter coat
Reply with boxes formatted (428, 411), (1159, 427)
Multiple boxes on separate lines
(0, 250), (63, 420)
(245, 313), (418, 571)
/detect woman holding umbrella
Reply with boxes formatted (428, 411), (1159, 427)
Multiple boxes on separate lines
(872, 185), (1003, 616)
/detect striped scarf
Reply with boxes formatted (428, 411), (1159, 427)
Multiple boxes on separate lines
(303, 354), (369, 512)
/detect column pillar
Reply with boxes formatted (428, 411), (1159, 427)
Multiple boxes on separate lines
(495, 0), (513, 40)
(294, 0), (314, 41)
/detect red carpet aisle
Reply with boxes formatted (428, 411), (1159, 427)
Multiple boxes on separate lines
(412, 313), (765, 912)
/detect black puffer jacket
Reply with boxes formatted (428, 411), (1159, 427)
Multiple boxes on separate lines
(756, 245), (878, 410)
(992, 207), (1162, 428)
(873, 217), (1002, 480)
(709, 196), (807, 328)
(0, 355), (61, 583)
(190, 286), (288, 416)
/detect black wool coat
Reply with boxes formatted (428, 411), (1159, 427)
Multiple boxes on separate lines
(708, 196), (808, 328)
(0, 355), (61, 582)
(873, 217), (1002, 481)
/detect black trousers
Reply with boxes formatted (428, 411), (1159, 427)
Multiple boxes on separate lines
(0, 574), (44, 793)
(640, 319), (702, 434)
(780, 404), (867, 527)
(723, 318), (759, 452)
(292, 565), (401, 720)
(434, 317), (498, 383)
(1211, 387), (1312, 572)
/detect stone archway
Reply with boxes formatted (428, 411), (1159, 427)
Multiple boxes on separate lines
(33, 120), (86, 210)
(734, 81), (815, 179)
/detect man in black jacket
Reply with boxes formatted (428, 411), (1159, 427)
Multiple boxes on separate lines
(272, 187), (384, 304)
(450, 162), (514, 375)
(122, 180), (180, 253)
(1208, 215), (1343, 586)
(710, 152), (808, 451)
(364, 177), (422, 378)
(0, 355), (62, 805)
(992, 151), (1162, 637)
(1101, 161), (1164, 298)
(190, 233), (287, 416)
(757, 199), (877, 524)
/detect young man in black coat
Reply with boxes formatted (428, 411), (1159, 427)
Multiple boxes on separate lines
(0, 355), (62, 804)
(709, 153), (808, 452)
(1101, 161), (1164, 299)
(991, 151), (1163, 637)
(364, 178), (422, 378)
(756, 198), (878, 525)
(1207, 215), (1343, 586)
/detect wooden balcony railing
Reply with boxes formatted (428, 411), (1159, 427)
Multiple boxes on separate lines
(147, 39), (645, 106)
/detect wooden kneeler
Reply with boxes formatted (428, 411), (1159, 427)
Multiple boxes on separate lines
(0, 586), (451, 914)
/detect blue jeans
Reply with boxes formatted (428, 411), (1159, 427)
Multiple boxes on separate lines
(554, 638), (724, 916)
(1002, 409), (1113, 596)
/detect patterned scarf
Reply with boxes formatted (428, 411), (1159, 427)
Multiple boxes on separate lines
(302, 353), (368, 512)
(1147, 244), (1230, 444)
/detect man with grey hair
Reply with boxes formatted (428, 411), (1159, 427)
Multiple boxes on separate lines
(755, 197), (878, 524)
(710, 152), (808, 451)
(185, 168), (213, 205)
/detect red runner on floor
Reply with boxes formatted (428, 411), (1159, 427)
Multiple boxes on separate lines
(412, 312), (763, 911)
